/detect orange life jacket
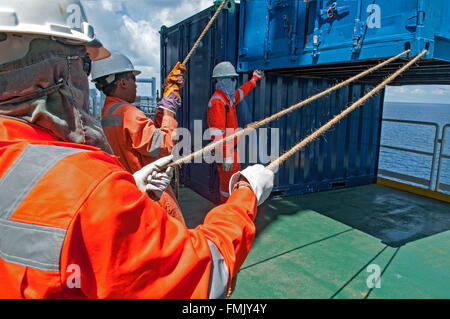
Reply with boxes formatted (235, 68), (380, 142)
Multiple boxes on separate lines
(101, 96), (184, 223)
(0, 116), (257, 298)
(207, 78), (257, 159)
(207, 79), (257, 201)
(101, 96), (177, 173)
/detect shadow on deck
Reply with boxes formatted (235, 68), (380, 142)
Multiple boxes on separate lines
(178, 183), (450, 299)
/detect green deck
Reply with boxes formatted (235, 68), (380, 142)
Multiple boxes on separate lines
(178, 184), (450, 299)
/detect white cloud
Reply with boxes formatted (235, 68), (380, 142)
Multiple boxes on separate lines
(385, 85), (450, 104)
(100, 0), (120, 12)
(82, 0), (212, 92)
(120, 16), (159, 64)
(431, 86), (450, 96)
(82, 1), (450, 105)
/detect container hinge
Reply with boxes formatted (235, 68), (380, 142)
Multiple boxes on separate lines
(406, 10), (425, 30)
(282, 14), (298, 59)
(264, 39), (272, 63)
(214, 0), (235, 11)
(352, 19), (365, 52)
(159, 25), (167, 36)
(312, 29), (322, 58)
(268, 0), (289, 11)
(290, 33), (298, 60)
(264, 0), (272, 63)
(238, 48), (248, 57)
(418, 10), (425, 25)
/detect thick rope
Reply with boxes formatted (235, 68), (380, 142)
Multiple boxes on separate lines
(174, 166), (180, 200)
(182, 0), (228, 66)
(266, 49), (428, 171)
(170, 49), (410, 168)
(175, 0), (227, 194)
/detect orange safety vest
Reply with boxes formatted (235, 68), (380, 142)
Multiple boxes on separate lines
(101, 96), (184, 223)
(207, 79), (257, 201)
(101, 96), (177, 173)
(0, 116), (257, 298)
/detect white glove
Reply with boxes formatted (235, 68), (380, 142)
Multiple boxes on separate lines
(222, 156), (234, 172)
(133, 155), (174, 201)
(252, 70), (264, 81)
(229, 164), (274, 206)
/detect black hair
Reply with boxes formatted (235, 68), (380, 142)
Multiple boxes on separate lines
(95, 72), (133, 96)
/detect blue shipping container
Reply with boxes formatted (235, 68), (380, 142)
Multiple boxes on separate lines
(160, 1), (240, 203)
(160, 1), (384, 204)
(238, 0), (450, 85)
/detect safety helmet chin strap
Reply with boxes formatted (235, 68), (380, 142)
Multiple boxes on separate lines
(94, 74), (116, 91)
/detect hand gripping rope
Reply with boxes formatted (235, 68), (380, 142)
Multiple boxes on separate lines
(171, 0), (228, 198)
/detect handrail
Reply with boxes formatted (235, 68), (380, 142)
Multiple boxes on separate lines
(379, 119), (448, 192)
(436, 124), (450, 192)
(382, 118), (439, 126)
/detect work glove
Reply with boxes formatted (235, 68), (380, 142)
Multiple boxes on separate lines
(222, 156), (234, 171)
(229, 164), (274, 206)
(164, 61), (187, 95)
(158, 62), (187, 114)
(251, 70), (264, 82)
(133, 155), (174, 201)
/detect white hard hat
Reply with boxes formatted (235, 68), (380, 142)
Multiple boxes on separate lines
(90, 52), (141, 83)
(0, 0), (110, 62)
(212, 61), (239, 78)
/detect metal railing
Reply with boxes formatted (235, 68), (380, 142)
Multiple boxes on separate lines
(88, 77), (159, 120)
(378, 119), (450, 193)
(436, 124), (450, 193)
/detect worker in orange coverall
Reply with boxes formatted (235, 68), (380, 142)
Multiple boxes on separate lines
(91, 52), (186, 224)
(0, 0), (274, 299)
(207, 61), (264, 203)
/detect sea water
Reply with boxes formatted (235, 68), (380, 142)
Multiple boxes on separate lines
(380, 102), (450, 192)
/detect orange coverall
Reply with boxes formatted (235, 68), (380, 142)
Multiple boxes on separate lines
(207, 79), (257, 203)
(101, 96), (184, 224)
(0, 116), (257, 298)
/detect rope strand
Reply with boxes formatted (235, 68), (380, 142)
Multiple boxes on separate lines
(175, 0), (227, 194)
(170, 49), (410, 168)
(182, 0), (228, 66)
(266, 49), (427, 171)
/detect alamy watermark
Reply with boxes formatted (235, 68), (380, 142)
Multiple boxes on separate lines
(66, 263), (382, 290)
(366, 264), (381, 289)
(172, 120), (280, 172)
(66, 264), (81, 289)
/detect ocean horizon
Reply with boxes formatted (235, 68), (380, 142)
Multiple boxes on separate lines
(380, 101), (450, 192)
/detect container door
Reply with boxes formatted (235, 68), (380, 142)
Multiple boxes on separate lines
(349, 0), (419, 53)
(162, 3), (240, 204)
(304, 0), (356, 57)
(239, 0), (450, 74)
(306, 0), (419, 57)
(182, 10), (220, 204)
(265, 0), (307, 62)
(238, 0), (307, 70)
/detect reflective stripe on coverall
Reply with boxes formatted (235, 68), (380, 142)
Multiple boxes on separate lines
(101, 96), (184, 224)
(207, 79), (257, 203)
(0, 116), (257, 298)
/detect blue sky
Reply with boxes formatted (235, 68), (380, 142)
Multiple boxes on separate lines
(81, 0), (450, 104)
(385, 85), (450, 104)
(82, 0), (212, 90)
